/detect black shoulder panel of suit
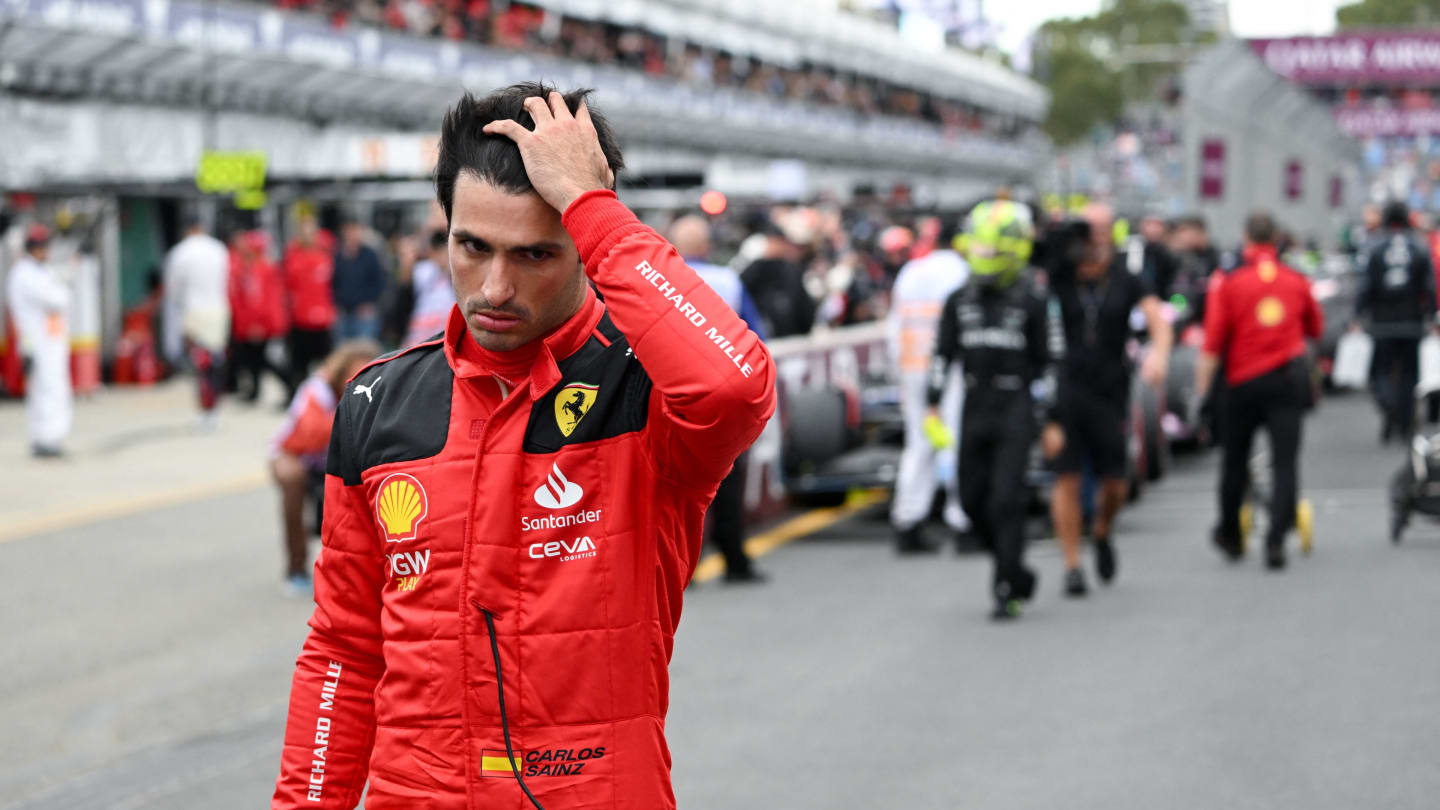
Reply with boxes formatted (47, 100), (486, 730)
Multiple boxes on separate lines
(327, 342), (454, 485)
(522, 312), (653, 453)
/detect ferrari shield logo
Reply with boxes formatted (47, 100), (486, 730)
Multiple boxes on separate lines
(554, 383), (599, 437)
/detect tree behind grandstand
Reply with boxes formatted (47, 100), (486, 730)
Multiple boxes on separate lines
(1337, 0), (1440, 27)
(1032, 0), (1214, 144)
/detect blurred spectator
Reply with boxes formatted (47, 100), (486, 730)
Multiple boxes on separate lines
(1361, 203), (1382, 247)
(1356, 200), (1436, 443)
(381, 232), (418, 348)
(6, 224), (71, 457)
(1047, 203), (1172, 596)
(113, 269), (165, 386)
(671, 214), (767, 584)
(877, 225), (914, 282)
(887, 217), (969, 553)
(1133, 214), (1178, 299)
(1168, 215), (1220, 324)
(282, 213), (336, 398)
(270, 338), (382, 596)
(740, 222), (816, 338)
(333, 218), (388, 342)
(404, 229), (455, 347)
(228, 230), (290, 403)
(163, 219), (231, 426)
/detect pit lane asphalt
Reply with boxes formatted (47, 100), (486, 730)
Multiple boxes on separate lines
(1, 393), (1436, 810)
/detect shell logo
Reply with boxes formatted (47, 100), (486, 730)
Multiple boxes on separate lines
(1256, 296), (1285, 327)
(375, 473), (429, 543)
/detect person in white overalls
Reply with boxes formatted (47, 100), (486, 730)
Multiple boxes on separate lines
(888, 240), (970, 553)
(6, 225), (72, 457)
(164, 220), (231, 425)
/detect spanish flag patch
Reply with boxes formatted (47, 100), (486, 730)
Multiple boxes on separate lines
(481, 749), (522, 778)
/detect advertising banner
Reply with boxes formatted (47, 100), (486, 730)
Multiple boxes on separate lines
(1251, 34), (1440, 86)
(1334, 106), (1440, 137)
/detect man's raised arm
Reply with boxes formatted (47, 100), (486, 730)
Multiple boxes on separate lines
(562, 189), (775, 467)
(486, 92), (776, 486)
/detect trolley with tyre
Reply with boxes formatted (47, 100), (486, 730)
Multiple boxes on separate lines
(1237, 434), (1315, 555)
(1388, 382), (1440, 544)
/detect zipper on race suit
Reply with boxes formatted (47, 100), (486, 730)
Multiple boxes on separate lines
(470, 599), (545, 810)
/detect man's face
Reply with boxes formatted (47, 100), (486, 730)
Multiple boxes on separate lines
(1171, 224), (1197, 251)
(298, 217), (317, 245)
(448, 173), (587, 353)
(1080, 208), (1113, 278)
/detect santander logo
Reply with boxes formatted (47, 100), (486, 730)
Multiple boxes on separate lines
(533, 463), (583, 510)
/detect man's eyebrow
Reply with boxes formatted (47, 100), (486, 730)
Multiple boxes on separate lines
(507, 241), (564, 253)
(449, 230), (561, 253)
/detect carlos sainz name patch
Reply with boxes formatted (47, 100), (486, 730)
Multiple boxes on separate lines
(481, 747), (608, 778)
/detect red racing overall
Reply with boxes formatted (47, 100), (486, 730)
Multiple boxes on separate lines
(272, 190), (776, 809)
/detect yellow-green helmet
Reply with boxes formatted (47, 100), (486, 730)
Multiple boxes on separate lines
(954, 199), (1034, 285)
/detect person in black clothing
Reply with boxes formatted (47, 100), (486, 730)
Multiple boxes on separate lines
(928, 199), (1051, 621)
(1128, 214), (1180, 300)
(332, 218), (389, 341)
(1355, 200), (1437, 443)
(740, 222), (816, 338)
(1044, 203), (1172, 597)
(1168, 215), (1220, 324)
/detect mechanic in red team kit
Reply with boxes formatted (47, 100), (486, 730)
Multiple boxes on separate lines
(271, 84), (776, 809)
(1196, 211), (1323, 570)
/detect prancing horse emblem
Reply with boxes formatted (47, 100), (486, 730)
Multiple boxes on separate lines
(554, 382), (599, 437)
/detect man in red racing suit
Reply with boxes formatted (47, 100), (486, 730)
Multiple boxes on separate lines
(271, 84), (776, 809)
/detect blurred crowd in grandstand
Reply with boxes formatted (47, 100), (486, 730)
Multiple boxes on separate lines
(260, 0), (1027, 138)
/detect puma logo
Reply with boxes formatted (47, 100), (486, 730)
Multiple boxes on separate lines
(354, 376), (382, 403)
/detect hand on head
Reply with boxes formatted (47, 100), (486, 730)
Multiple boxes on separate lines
(482, 92), (615, 213)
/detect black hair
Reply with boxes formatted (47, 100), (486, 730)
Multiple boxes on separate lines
(435, 82), (625, 221)
(1383, 199), (1411, 229)
(1245, 211), (1276, 245)
(429, 229), (448, 250)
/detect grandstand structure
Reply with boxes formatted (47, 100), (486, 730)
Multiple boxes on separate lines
(0, 0), (1046, 353)
(0, 0), (1045, 194)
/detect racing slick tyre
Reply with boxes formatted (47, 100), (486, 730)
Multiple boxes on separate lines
(785, 387), (849, 471)
(1142, 383), (1168, 482)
